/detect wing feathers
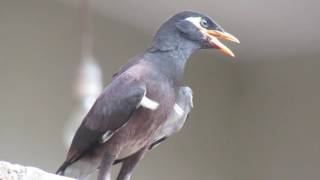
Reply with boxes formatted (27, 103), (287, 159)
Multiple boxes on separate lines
(61, 76), (146, 167)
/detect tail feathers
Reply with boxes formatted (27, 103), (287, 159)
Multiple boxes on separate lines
(56, 158), (99, 180)
(56, 160), (86, 179)
(113, 158), (126, 165)
(56, 161), (71, 175)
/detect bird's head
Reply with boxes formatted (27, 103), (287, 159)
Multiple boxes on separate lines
(152, 11), (240, 57)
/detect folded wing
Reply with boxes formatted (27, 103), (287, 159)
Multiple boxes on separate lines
(57, 75), (146, 173)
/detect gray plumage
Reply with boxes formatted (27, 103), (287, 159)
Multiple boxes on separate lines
(114, 86), (193, 166)
(113, 86), (193, 180)
(150, 86), (193, 149)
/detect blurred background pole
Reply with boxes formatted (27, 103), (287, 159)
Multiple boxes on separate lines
(63, 0), (103, 148)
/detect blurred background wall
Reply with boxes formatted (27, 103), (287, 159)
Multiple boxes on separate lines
(0, 0), (319, 180)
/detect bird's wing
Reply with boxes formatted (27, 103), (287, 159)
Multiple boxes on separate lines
(112, 87), (193, 166)
(149, 86), (193, 150)
(64, 75), (147, 165)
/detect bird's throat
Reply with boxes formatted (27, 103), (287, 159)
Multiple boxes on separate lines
(146, 45), (195, 85)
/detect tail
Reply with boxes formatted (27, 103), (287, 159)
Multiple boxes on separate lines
(56, 161), (72, 175)
(56, 157), (100, 180)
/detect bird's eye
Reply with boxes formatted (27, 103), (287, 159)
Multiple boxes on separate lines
(200, 18), (209, 28)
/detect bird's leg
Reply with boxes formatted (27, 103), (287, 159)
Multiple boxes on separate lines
(97, 150), (119, 180)
(116, 146), (148, 180)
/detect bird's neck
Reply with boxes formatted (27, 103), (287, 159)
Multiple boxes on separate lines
(146, 39), (198, 84)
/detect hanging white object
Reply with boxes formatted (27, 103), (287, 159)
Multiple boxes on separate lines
(75, 56), (103, 109)
(64, 56), (103, 148)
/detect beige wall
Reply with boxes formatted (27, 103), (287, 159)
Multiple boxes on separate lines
(230, 58), (320, 180)
(0, 1), (319, 180)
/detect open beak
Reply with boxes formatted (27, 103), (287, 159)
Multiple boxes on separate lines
(205, 30), (240, 57)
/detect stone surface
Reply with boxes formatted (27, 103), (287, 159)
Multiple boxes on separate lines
(0, 161), (75, 180)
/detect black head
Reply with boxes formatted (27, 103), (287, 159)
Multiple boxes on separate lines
(152, 11), (239, 57)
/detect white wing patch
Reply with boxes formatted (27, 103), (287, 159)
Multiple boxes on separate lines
(173, 103), (184, 117)
(136, 89), (159, 111)
(140, 96), (159, 110)
(100, 131), (112, 143)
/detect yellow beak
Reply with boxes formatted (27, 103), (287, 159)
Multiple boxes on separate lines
(206, 30), (240, 57)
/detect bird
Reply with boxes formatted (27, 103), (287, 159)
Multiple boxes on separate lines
(56, 11), (239, 180)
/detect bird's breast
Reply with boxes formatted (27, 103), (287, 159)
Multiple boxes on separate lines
(112, 72), (176, 157)
(106, 64), (178, 159)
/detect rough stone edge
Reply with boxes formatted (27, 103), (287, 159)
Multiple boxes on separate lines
(0, 161), (75, 180)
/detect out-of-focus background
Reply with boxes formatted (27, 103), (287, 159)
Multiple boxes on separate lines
(1, 0), (320, 180)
